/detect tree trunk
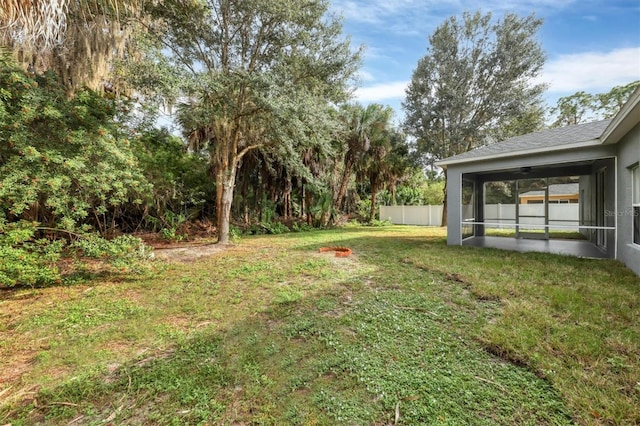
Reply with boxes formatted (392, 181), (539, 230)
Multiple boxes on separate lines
(216, 168), (236, 244)
(283, 176), (292, 219)
(390, 182), (397, 205)
(335, 158), (354, 211)
(304, 183), (313, 225)
(369, 182), (379, 223)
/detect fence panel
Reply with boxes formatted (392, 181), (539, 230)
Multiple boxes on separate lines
(379, 205), (443, 226)
(380, 204), (579, 230)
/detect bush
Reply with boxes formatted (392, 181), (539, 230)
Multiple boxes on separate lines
(0, 52), (149, 233)
(0, 219), (151, 288)
(0, 221), (63, 286)
(261, 221), (290, 235)
(132, 129), (211, 231)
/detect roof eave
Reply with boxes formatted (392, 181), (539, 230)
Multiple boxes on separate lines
(436, 138), (602, 168)
(601, 86), (640, 145)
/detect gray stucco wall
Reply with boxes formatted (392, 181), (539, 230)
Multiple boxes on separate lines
(616, 123), (640, 275)
(445, 143), (617, 248)
(446, 170), (462, 245)
(577, 158), (616, 249)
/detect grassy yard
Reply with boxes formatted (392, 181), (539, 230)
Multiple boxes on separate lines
(1, 226), (638, 425)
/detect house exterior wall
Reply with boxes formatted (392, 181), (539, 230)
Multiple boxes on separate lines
(615, 122), (640, 275)
(445, 144), (618, 255)
(446, 170), (462, 245)
(520, 194), (579, 204)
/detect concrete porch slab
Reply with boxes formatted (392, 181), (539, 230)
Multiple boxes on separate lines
(462, 236), (609, 259)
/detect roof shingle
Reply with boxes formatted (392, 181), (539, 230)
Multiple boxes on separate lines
(439, 119), (611, 164)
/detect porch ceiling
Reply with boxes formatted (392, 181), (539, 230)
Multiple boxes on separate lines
(465, 160), (596, 182)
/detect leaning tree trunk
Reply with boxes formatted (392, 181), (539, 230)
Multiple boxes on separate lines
(335, 157), (354, 212)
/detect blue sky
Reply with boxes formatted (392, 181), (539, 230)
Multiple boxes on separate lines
(330, 0), (640, 122)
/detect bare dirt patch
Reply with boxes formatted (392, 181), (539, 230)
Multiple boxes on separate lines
(152, 243), (230, 263)
(134, 232), (230, 263)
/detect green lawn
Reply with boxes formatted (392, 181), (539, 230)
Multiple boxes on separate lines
(1, 226), (638, 425)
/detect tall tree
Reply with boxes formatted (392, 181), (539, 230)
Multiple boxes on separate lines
(0, 52), (148, 234)
(550, 81), (640, 127)
(359, 128), (412, 222)
(0, 0), (143, 93)
(402, 11), (546, 225)
(144, 0), (359, 243)
(335, 103), (392, 212)
(550, 91), (597, 127)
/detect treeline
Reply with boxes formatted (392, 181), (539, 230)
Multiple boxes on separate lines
(0, 45), (436, 285)
(1, 1), (636, 286)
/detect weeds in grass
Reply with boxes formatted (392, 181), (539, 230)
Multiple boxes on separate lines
(1, 226), (638, 425)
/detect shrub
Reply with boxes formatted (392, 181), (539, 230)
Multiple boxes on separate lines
(0, 219), (151, 288)
(0, 52), (149, 234)
(0, 220), (63, 286)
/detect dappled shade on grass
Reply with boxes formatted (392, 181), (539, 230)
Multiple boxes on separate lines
(1, 226), (637, 424)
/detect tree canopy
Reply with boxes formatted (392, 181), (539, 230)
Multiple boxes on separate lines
(402, 11), (546, 225)
(550, 80), (640, 127)
(403, 11), (546, 167)
(134, 0), (361, 243)
(0, 52), (148, 233)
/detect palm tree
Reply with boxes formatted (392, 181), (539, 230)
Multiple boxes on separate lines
(335, 103), (393, 212)
(0, 0), (142, 92)
(359, 128), (412, 222)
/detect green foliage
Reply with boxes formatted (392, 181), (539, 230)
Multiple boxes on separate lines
(0, 220), (62, 286)
(420, 180), (445, 205)
(0, 217), (150, 287)
(132, 128), (211, 231)
(484, 180), (516, 204)
(70, 234), (151, 269)
(356, 199), (372, 220)
(244, 221), (291, 235)
(403, 11), (546, 165)
(229, 224), (243, 242)
(377, 171), (444, 206)
(291, 222), (314, 232)
(136, 0), (361, 243)
(261, 222), (290, 235)
(0, 52), (149, 233)
(550, 80), (640, 127)
(550, 91), (597, 127)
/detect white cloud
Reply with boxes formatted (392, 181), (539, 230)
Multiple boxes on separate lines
(357, 69), (376, 82)
(331, 0), (577, 28)
(539, 47), (640, 94)
(354, 81), (409, 102)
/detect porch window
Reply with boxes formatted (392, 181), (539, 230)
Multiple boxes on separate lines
(634, 165), (640, 245)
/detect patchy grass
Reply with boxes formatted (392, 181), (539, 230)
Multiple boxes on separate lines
(0, 226), (638, 425)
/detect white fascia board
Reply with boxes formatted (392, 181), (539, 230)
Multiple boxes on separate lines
(601, 87), (640, 145)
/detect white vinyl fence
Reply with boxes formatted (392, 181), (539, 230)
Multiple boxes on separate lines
(379, 205), (444, 226)
(380, 203), (579, 231)
(484, 203), (579, 231)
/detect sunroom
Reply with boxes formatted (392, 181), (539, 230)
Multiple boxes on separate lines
(439, 88), (640, 276)
(439, 120), (617, 259)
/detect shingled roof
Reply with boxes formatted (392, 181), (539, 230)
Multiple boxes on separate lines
(438, 119), (612, 166)
(520, 183), (579, 197)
